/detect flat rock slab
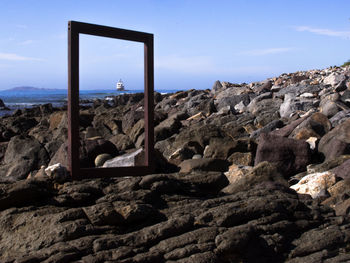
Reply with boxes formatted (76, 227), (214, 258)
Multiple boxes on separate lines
(1, 172), (349, 262)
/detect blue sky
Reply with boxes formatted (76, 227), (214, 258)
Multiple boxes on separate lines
(0, 0), (349, 91)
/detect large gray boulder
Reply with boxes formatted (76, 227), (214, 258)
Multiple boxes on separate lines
(211, 80), (222, 93)
(215, 94), (250, 113)
(2, 135), (49, 179)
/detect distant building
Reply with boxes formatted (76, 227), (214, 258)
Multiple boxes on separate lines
(116, 79), (125, 91)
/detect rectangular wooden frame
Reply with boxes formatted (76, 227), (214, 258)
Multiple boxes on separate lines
(68, 21), (154, 179)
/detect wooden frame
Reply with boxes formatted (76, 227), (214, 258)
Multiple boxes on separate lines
(68, 21), (154, 179)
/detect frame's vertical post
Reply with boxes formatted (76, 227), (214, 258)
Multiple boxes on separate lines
(68, 21), (80, 178)
(144, 36), (154, 172)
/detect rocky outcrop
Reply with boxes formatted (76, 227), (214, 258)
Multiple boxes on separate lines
(0, 98), (6, 109)
(1, 174), (350, 262)
(1, 65), (350, 261)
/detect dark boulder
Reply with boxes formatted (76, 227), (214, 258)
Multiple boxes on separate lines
(290, 112), (332, 139)
(155, 111), (187, 142)
(0, 98), (6, 108)
(203, 137), (255, 160)
(112, 93), (144, 107)
(270, 115), (308, 137)
(332, 159), (350, 180)
(179, 158), (230, 173)
(109, 133), (134, 152)
(222, 161), (288, 194)
(83, 138), (118, 167)
(157, 124), (224, 163)
(2, 135), (49, 179)
(330, 110), (350, 127)
(215, 94), (250, 112)
(211, 80), (223, 93)
(49, 138), (118, 168)
(184, 92), (215, 116)
(79, 112), (94, 128)
(289, 225), (345, 258)
(318, 119), (350, 160)
(340, 89), (350, 106)
(250, 119), (284, 139)
(8, 117), (38, 134)
(122, 109), (144, 134)
(203, 137), (239, 160)
(39, 103), (53, 115)
(254, 133), (312, 177)
(254, 80), (272, 93)
(128, 119), (144, 143)
(0, 178), (53, 210)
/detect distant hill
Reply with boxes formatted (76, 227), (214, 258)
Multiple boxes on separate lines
(4, 86), (64, 92)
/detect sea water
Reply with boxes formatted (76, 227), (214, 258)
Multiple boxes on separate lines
(0, 88), (177, 116)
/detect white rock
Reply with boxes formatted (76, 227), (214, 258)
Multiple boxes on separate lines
(103, 148), (145, 167)
(300, 93), (314, 98)
(45, 163), (63, 176)
(45, 163), (69, 182)
(169, 148), (182, 159)
(271, 85), (282, 91)
(192, 154), (202, 159)
(323, 73), (345, 87)
(224, 164), (253, 185)
(306, 137), (318, 150)
(234, 101), (246, 113)
(279, 93), (294, 118)
(203, 145), (210, 157)
(299, 109), (314, 118)
(290, 171), (337, 198)
(186, 112), (206, 121)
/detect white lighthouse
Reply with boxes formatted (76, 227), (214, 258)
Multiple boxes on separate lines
(116, 79), (125, 91)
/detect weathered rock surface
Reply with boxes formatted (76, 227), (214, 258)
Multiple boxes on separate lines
(1, 173), (349, 262)
(1, 65), (350, 261)
(318, 118), (350, 160)
(254, 133), (311, 177)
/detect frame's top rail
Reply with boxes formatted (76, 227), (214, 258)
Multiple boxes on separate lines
(68, 21), (153, 43)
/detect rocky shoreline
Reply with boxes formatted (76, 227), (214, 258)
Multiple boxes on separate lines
(1, 66), (350, 262)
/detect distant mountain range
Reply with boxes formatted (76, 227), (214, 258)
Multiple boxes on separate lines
(4, 86), (64, 92)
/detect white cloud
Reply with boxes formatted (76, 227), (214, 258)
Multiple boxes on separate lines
(238, 47), (294, 56)
(0, 52), (43, 61)
(294, 26), (350, 38)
